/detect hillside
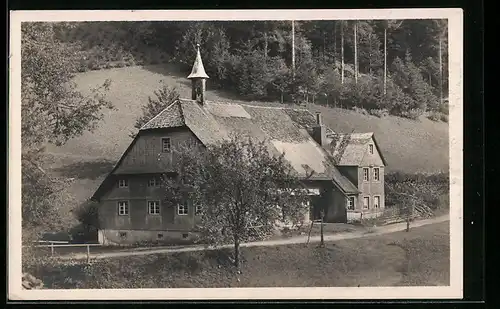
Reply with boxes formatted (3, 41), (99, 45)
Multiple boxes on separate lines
(44, 64), (449, 207)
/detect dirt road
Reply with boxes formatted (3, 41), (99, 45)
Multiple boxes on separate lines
(56, 214), (449, 261)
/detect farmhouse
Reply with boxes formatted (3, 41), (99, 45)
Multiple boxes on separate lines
(91, 47), (387, 245)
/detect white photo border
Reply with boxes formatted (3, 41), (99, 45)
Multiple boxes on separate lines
(8, 8), (463, 300)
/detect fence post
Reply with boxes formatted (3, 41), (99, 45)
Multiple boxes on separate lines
(320, 210), (325, 248)
(50, 242), (54, 256)
(86, 245), (90, 264)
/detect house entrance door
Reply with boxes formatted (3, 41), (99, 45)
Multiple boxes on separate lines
(310, 195), (323, 221)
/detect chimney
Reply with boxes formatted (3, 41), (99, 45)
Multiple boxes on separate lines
(312, 112), (327, 146)
(187, 44), (209, 104)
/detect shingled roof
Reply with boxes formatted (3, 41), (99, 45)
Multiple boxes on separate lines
(92, 99), (361, 201)
(324, 132), (387, 166)
(140, 99), (358, 194)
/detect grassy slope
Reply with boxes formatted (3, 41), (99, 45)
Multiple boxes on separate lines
(34, 221), (449, 288)
(44, 64), (449, 208)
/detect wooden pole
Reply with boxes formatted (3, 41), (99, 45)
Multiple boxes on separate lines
(306, 220), (314, 244)
(50, 242), (54, 256)
(384, 27), (387, 95)
(86, 245), (90, 263)
(320, 210), (325, 247)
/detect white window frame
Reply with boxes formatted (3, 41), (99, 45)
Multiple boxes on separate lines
(178, 203), (188, 216)
(369, 144), (374, 154)
(373, 167), (380, 182)
(161, 137), (171, 153)
(363, 196), (370, 209)
(148, 200), (161, 215)
(118, 179), (128, 188)
(148, 177), (161, 187)
(374, 196), (381, 209)
(363, 167), (370, 182)
(118, 201), (129, 216)
(346, 196), (355, 210)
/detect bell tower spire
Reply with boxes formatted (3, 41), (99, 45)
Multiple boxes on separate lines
(187, 44), (209, 104)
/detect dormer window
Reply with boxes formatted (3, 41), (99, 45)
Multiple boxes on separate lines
(161, 137), (171, 153)
(369, 144), (374, 154)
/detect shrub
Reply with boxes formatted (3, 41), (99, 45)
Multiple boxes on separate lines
(400, 108), (424, 120)
(369, 108), (389, 118)
(440, 114), (449, 123)
(352, 106), (369, 115)
(427, 111), (441, 122)
(385, 172), (449, 212)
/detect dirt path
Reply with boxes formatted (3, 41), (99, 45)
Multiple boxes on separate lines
(56, 214), (449, 261)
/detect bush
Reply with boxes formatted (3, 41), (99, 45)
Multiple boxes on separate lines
(427, 111), (441, 122)
(369, 108), (389, 118)
(400, 108), (424, 120)
(352, 106), (369, 115)
(440, 114), (449, 123)
(385, 172), (449, 211)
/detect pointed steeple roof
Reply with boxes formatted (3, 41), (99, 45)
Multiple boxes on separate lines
(187, 44), (209, 79)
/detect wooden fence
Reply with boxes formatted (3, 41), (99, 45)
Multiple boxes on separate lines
(29, 241), (102, 263)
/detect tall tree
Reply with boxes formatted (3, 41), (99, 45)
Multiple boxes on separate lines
(291, 20), (296, 81)
(382, 20), (404, 95)
(340, 21), (346, 84)
(21, 23), (113, 235)
(163, 137), (309, 268)
(433, 19), (448, 105)
(131, 84), (180, 137)
(353, 20), (358, 83)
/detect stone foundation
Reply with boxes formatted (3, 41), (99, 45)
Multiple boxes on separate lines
(347, 210), (384, 222)
(98, 229), (199, 246)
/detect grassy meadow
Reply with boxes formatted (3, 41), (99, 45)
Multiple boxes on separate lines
(30, 221), (450, 288)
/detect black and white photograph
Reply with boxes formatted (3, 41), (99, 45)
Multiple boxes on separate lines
(8, 9), (463, 300)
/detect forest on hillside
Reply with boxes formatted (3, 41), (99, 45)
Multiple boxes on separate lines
(26, 20), (449, 121)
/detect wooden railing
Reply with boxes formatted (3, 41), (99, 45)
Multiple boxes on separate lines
(30, 241), (102, 263)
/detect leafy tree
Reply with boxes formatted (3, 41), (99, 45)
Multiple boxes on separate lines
(131, 84), (180, 137)
(390, 53), (439, 116)
(162, 137), (309, 268)
(21, 23), (113, 237)
(270, 62), (292, 103)
(175, 22), (231, 87)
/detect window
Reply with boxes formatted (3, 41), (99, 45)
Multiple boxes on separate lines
(118, 179), (128, 188)
(118, 201), (129, 215)
(363, 168), (370, 182)
(148, 201), (161, 215)
(161, 137), (171, 153)
(374, 196), (380, 209)
(363, 197), (370, 209)
(178, 203), (188, 215)
(346, 196), (355, 210)
(195, 204), (203, 215)
(157, 233), (163, 239)
(148, 177), (161, 187)
(119, 232), (127, 238)
(369, 144), (374, 154)
(373, 167), (380, 181)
